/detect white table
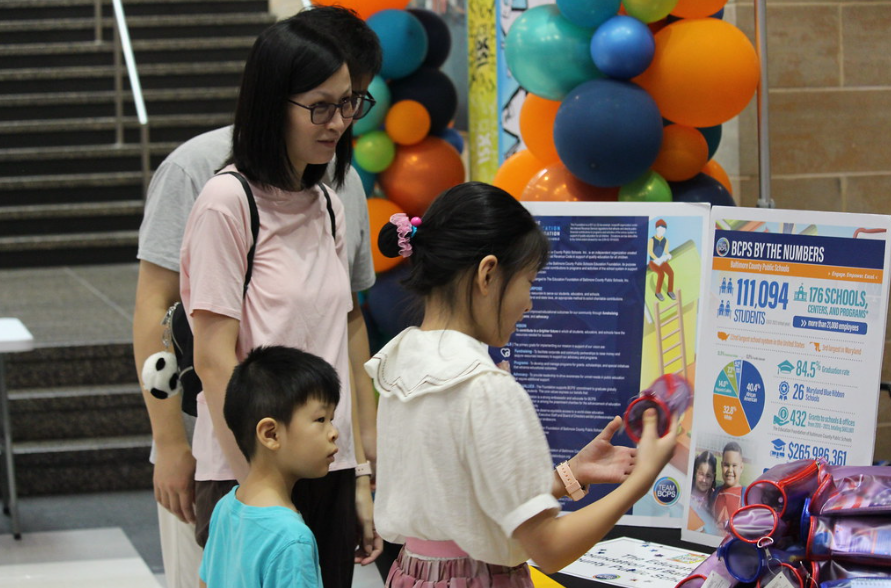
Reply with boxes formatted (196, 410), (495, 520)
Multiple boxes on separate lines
(0, 318), (34, 539)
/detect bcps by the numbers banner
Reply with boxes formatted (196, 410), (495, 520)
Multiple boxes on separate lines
(683, 207), (891, 546)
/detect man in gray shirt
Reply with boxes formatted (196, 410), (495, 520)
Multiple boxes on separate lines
(132, 7), (382, 587)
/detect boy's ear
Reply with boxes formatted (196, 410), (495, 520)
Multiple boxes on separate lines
(475, 255), (499, 295)
(256, 417), (280, 451)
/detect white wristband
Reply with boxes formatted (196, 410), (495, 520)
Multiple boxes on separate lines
(355, 461), (372, 478)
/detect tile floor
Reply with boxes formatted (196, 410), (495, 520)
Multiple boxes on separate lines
(0, 263), (384, 587)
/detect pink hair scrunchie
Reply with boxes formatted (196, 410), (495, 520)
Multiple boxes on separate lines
(389, 213), (422, 258)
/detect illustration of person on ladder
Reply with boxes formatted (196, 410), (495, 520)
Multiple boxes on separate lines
(648, 218), (676, 301)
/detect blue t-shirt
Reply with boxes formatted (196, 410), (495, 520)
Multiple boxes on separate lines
(199, 487), (322, 588)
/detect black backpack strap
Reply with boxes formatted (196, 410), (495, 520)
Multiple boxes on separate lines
(218, 171), (259, 296)
(319, 184), (336, 240)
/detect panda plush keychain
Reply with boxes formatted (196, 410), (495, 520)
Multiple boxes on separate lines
(142, 350), (182, 400)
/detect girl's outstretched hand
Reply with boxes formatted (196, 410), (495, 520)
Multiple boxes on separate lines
(631, 408), (678, 482)
(572, 416), (636, 485)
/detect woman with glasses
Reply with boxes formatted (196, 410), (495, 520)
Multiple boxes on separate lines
(178, 15), (379, 587)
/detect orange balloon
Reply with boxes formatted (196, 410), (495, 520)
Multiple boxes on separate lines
(652, 124), (709, 182)
(366, 197), (406, 273)
(634, 19), (759, 127)
(671, 0), (727, 19)
(519, 95), (561, 164)
(311, 0), (409, 20)
(702, 158), (733, 194)
(378, 136), (465, 218)
(492, 150), (546, 199)
(522, 163), (620, 202)
(385, 100), (431, 146)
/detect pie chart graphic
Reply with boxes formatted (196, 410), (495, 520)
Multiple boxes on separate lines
(713, 360), (765, 436)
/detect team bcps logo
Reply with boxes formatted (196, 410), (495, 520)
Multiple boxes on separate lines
(653, 477), (680, 506)
(716, 237), (730, 257)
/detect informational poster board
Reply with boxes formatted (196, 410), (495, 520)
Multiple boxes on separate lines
(494, 202), (710, 526)
(682, 207), (891, 546)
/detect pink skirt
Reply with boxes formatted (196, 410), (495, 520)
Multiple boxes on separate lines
(386, 538), (534, 588)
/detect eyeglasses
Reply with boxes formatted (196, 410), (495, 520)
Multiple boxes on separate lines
(288, 95), (359, 125)
(352, 91), (377, 120)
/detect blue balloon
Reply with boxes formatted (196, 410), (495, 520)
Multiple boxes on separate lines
(351, 157), (377, 196)
(504, 5), (601, 101)
(557, 0), (622, 29)
(590, 15), (655, 79)
(367, 10), (428, 80)
(435, 127), (464, 155)
(698, 124), (722, 160)
(352, 76), (390, 136)
(670, 173), (736, 206)
(554, 79), (663, 187)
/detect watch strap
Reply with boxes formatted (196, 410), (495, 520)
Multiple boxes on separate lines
(557, 461), (588, 501)
(355, 461), (372, 477)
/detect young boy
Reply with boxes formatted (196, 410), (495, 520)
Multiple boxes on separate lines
(712, 441), (746, 527)
(199, 346), (340, 588)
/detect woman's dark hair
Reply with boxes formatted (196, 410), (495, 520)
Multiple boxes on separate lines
(378, 182), (550, 327)
(224, 345), (340, 461)
(229, 17), (352, 191)
(693, 450), (717, 494)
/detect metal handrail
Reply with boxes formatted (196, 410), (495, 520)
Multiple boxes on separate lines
(94, 0), (151, 195)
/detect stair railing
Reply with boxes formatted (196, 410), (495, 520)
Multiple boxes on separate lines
(95, 0), (151, 195)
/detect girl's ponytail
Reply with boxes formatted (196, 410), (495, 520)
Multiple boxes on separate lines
(378, 213), (422, 259)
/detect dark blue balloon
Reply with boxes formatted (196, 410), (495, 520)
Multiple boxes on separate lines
(388, 67), (458, 134)
(435, 127), (464, 155)
(407, 8), (452, 68)
(712, 7), (724, 19)
(554, 79), (663, 187)
(364, 264), (420, 345)
(698, 124), (722, 160)
(590, 16), (655, 79)
(670, 173), (735, 206)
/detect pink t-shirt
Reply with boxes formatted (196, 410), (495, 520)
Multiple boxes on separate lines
(181, 167), (354, 480)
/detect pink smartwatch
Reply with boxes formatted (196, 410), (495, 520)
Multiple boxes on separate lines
(557, 461), (588, 501)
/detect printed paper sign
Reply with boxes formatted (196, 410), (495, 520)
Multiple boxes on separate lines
(683, 207), (891, 545)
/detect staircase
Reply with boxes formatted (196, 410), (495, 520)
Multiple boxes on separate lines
(0, 0), (275, 270)
(0, 0), (274, 496)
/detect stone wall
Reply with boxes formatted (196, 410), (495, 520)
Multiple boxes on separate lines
(731, 0), (891, 460)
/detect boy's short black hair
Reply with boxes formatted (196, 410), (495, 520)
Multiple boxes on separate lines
(224, 345), (340, 461)
(301, 5), (383, 79)
(722, 441), (743, 456)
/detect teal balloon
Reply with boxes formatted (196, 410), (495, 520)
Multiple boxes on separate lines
(351, 157), (377, 196)
(624, 0), (679, 23)
(557, 0), (622, 29)
(354, 131), (395, 174)
(352, 76), (390, 137)
(505, 5), (602, 101)
(619, 170), (672, 202)
(367, 9), (428, 80)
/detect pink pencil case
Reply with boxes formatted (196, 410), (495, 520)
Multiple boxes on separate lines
(743, 459), (823, 519)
